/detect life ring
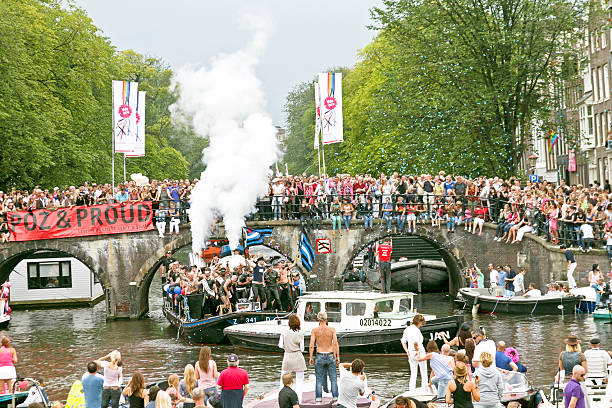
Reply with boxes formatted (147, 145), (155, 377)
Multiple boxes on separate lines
(504, 346), (519, 363)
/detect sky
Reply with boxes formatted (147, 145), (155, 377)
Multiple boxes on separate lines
(70, 0), (381, 126)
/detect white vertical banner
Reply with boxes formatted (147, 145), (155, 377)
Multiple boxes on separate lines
(314, 81), (321, 150)
(126, 91), (146, 157)
(317, 72), (343, 145)
(112, 80), (139, 153)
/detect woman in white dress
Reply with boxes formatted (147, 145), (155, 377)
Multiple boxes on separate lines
(279, 314), (307, 402)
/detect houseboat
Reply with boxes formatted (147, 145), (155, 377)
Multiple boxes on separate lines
(223, 291), (463, 354)
(9, 253), (104, 308)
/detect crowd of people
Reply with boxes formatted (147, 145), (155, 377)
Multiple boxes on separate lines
(1, 172), (612, 256)
(161, 250), (306, 318)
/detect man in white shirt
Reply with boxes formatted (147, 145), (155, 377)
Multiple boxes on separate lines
(584, 338), (612, 380)
(488, 263), (497, 289)
(580, 223), (595, 252)
(337, 359), (366, 408)
(472, 328), (496, 368)
(512, 268), (526, 295)
(400, 314), (427, 390)
(523, 282), (542, 298)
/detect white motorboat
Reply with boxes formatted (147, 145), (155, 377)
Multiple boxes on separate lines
(223, 291), (463, 354)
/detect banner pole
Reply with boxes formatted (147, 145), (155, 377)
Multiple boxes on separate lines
(111, 84), (115, 203)
(321, 143), (327, 177)
(317, 145), (321, 178)
(123, 154), (127, 183)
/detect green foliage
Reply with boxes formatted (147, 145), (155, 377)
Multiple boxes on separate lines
(284, 0), (584, 177)
(0, 0), (202, 189)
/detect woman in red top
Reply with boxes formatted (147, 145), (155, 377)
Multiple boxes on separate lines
(0, 337), (17, 394)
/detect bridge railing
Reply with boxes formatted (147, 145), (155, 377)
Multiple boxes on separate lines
(248, 193), (607, 250)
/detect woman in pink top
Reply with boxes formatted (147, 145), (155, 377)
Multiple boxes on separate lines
(194, 346), (218, 404)
(0, 337), (17, 394)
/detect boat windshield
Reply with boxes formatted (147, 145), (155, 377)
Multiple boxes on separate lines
(501, 371), (529, 394)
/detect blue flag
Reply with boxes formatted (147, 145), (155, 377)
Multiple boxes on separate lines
(245, 228), (273, 247)
(300, 230), (315, 271)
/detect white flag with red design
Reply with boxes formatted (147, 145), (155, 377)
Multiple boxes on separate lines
(112, 80), (139, 153)
(317, 72), (343, 145)
(314, 81), (321, 150)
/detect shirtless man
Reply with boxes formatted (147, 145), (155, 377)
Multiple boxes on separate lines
(309, 311), (339, 402)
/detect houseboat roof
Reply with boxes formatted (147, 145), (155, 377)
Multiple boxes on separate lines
(299, 291), (415, 301)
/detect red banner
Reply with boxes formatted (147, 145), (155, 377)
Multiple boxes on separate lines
(8, 202), (154, 242)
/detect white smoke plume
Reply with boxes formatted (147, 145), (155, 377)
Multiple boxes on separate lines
(171, 15), (280, 252)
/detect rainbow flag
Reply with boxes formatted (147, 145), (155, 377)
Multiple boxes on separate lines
(548, 130), (559, 154)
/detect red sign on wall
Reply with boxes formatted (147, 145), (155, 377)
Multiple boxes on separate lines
(7, 202), (154, 242)
(316, 238), (331, 254)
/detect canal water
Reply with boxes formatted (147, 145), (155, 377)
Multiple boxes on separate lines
(6, 275), (612, 403)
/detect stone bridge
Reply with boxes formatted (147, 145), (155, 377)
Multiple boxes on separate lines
(0, 220), (606, 319)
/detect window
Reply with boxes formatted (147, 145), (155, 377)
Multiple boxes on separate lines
(325, 302), (342, 323)
(603, 30), (608, 49)
(374, 300), (394, 313)
(599, 66), (605, 102)
(604, 64), (610, 100)
(399, 297), (413, 313)
(595, 114), (600, 146)
(588, 106), (594, 136)
(602, 112), (607, 146)
(27, 261), (71, 289)
(346, 302), (366, 316)
(593, 69), (599, 101)
(304, 301), (321, 322)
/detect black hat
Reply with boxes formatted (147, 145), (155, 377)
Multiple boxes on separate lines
(257, 256), (265, 262)
(590, 337), (601, 345)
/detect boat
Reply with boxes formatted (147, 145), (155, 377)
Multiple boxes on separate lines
(381, 371), (536, 408)
(593, 305), (612, 319)
(223, 291), (464, 354)
(163, 292), (284, 343)
(569, 286), (597, 313)
(390, 259), (448, 293)
(457, 287), (583, 315)
(245, 363), (380, 408)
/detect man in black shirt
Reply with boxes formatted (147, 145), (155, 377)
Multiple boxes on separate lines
(161, 251), (175, 284)
(278, 373), (299, 408)
(561, 245), (577, 289)
(252, 257), (267, 308)
(236, 269), (252, 302)
(264, 266), (282, 311)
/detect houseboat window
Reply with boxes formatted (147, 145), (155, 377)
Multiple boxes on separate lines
(325, 302), (342, 322)
(27, 261), (72, 289)
(346, 302), (366, 316)
(399, 298), (413, 312)
(304, 302), (321, 322)
(374, 300), (394, 313)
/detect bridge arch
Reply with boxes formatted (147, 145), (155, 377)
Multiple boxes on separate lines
(343, 231), (468, 293)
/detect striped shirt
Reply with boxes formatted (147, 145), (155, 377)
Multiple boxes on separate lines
(584, 348), (611, 377)
(430, 353), (453, 380)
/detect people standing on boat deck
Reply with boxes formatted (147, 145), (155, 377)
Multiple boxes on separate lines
(235, 269), (251, 302)
(505, 268), (526, 296)
(279, 315), (307, 402)
(503, 265), (516, 296)
(417, 341), (454, 399)
(308, 311), (340, 402)
(563, 365), (586, 408)
(81, 362), (104, 408)
(122, 372), (148, 408)
(95, 350), (122, 408)
(251, 257), (267, 308)
(472, 328), (496, 368)
(584, 337), (612, 380)
(496, 266), (506, 297)
(494, 342), (518, 372)
(0, 336), (16, 394)
(487, 264), (497, 290)
(522, 283), (541, 298)
(474, 265), (484, 289)
(217, 354), (249, 408)
(401, 314), (427, 390)
(561, 246), (578, 289)
(278, 374), (299, 408)
(195, 346), (219, 405)
(377, 238), (393, 293)
(558, 334), (587, 381)
(160, 251), (175, 284)
(337, 359), (366, 408)
(446, 361), (480, 408)
(473, 352), (504, 408)
(264, 266), (282, 311)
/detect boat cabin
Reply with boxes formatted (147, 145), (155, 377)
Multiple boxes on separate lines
(294, 291), (416, 326)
